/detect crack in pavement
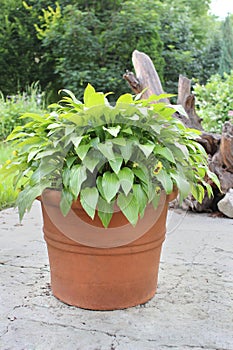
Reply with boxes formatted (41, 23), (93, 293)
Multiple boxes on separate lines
(1, 316), (231, 350)
(0, 262), (49, 270)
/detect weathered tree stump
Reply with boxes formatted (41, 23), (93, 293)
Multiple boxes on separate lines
(124, 50), (233, 214)
(123, 50), (169, 102)
(177, 75), (203, 130)
(209, 122), (233, 193)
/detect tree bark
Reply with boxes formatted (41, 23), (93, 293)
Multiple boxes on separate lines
(123, 50), (169, 102)
(209, 121), (233, 193)
(177, 75), (203, 130)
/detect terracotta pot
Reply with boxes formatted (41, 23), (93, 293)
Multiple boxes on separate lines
(39, 188), (177, 310)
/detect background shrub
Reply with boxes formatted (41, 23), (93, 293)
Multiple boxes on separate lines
(193, 72), (233, 133)
(1, 0), (231, 101)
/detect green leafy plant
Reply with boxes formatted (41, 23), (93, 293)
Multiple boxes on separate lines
(194, 72), (233, 132)
(0, 84), (220, 227)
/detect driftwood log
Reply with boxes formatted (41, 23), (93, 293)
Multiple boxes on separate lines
(124, 50), (233, 213)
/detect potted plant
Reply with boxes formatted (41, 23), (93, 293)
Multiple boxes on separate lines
(0, 84), (220, 310)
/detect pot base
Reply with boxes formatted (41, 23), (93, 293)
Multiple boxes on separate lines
(40, 189), (175, 310)
(45, 229), (163, 310)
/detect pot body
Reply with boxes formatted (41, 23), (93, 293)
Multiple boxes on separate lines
(40, 189), (176, 310)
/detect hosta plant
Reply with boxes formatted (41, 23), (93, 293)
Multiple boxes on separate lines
(0, 84), (220, 227)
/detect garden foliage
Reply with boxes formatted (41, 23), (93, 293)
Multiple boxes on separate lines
(194, 72), (233, 132)
(0, 83), (45, 140)
(0, 0), (231, 99)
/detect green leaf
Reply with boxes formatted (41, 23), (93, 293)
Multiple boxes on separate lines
(30, 162), (57, 186)
(197, 167), (206, 178)
(34, 149), (61, 159)
(96, 176), (105, 199)
(190, 184), (199, 202)
(18, 136), (45, 151)
(169, 104), (188, 117)
(84, 84), (105, 107)
(90, 137), (100, 147)
(197, 184), (205, 202)
(118, 167), (134, 195)
(154, 146), (176, 163)
(133, 166), (149, 184)
(103, 125), (121, 137)
(60, 188), (74, 216)
(97, 142), (115, 160)
(122, 127), (133, 135)
(150, 124), (162, 134)
(174, 142), (189, 159)
(75, 144), (90, 160)
(118, 142), (133, 162)
(116, 93), (134, 104)
(117, 193), (139, 226)
(111, 138), (126, 146)
(138, 143), (154, 158)
(65, 125), (76, 136)
(207, 169), (221, 191)
(66, 156), (77, 169)
(19, 113), (45, 122)
(145, 93), (175, 102)
(27, 148), (40, 162)
(133, 184), (148, 217)
(109, 156), (123, 174)
(69, 165), (87, 197)
(102, 171), (120, 203)
(70, 135), (83, 148)
(97, 197), (114, 228)
(60, 89), (82, 105)
(0, 164), (20, 177)
(7, 131), (29, 141)
(156, 169), (173, 194)
(129, 114), (139, 121)
(17, 182), (50, 221)
(171, 173), (190, 200)
(142, 180), (154, 203)
(192, 141), (207, 156)
(47, 123), (61, 129)
(205, 183), (214, 198)
(82, 153), (101, 173)
(80, 187), (99, 219)
(62, 167), (71, 188)
(83, 83), (96, 103)
(152, 191), (161, 209)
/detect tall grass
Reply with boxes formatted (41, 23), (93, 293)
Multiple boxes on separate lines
(0, 81), (45, 141)
(0, 143), (19, 210)
(0, 82), (45, 209)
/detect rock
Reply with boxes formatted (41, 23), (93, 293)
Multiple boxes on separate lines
(217, 189), (233, 218)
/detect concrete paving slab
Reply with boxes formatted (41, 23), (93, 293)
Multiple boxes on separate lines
(0, 201), (232, 350)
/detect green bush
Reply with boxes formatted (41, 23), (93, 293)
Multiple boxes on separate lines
(34, 1), (164, 100)
(193, 72), (233, 133)
(0, 83), (45, 140)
